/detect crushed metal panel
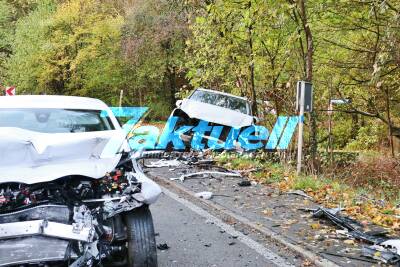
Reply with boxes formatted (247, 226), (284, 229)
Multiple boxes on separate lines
(0, 220), (41, 238)
(0, 236), (71, 266)
(43, 221), (94, 242)
(0, 220), (93, 242)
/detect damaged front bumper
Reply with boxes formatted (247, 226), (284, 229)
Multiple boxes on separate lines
(0, 156), (161, 267)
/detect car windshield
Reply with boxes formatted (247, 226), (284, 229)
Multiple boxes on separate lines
(0, 108), (115, 133)
(189, 90), (250, 115)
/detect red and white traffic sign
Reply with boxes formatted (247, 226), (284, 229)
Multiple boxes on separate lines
(5, 86), (15, 96)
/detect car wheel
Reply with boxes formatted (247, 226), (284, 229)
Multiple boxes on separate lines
(124, 205), (157, 267)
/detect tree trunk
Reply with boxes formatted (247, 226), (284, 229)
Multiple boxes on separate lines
(385, 86), (395, 157)
(351, 113), (359, 140)
(249, 52), (257, 116)
(247, 1), (258, 116)
(167, 67), (177, 111)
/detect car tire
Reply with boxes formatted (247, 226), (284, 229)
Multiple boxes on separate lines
(124, 205), (157, 267)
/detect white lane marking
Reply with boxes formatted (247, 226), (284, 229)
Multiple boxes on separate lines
(160, 186), (295, 267)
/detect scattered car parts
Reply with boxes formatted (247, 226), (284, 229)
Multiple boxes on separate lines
(171, 171), (242, 182)
(362, 241), (400, 265)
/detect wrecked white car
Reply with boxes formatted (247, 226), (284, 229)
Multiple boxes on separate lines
(170, 88), (257, 148)
(0, 95), (161, 267)
(173, 88), (256, 128)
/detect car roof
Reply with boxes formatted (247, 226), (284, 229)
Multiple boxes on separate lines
(0, 95), (110, 110)
(196, 88), (249, 101)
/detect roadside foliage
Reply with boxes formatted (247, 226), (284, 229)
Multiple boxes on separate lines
(0, 0), (399, 229)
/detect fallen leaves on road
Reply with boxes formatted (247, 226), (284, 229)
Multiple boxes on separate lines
(310, 223), (321, 230)
(343, 239), (355, 245)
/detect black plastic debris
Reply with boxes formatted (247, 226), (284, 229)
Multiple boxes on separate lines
(311, 207), (400, 265)
(312, 207), (386, 244)
(362, 246), (400, 265)
(157, 243), (170, 250)
(237, 180), (251, 187)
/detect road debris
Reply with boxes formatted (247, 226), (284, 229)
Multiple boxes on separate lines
(362, 239), (400, 264)
(171, 171), (241, 182)
(381, 239), (400, 253)
(157, 243), (170, 250)
(195, 191), (213, 200)
(312, 207), (387, 244)
(237, 180), (252, 187)
(145, 159), (181, 168)
(286, 190), (313, 200)
(362, 244), (400, 264)
(194, 191), (232, 200)
(308, 207), (400, 264)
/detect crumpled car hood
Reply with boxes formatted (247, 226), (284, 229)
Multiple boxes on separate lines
(0, 127), (126, 184)
(179, 99), (253, 128)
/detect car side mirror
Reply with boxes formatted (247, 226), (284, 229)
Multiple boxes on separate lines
(176, 100), (183, 107)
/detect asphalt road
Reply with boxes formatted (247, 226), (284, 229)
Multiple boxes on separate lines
(151, 187), (294, 267)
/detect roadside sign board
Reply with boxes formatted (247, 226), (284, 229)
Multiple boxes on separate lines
(296, 81), (313, 112)
(5, 86), (16, 96)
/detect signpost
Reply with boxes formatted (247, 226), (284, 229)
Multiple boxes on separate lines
(296, 81), (313, 174)
(5, 86), (16, 96)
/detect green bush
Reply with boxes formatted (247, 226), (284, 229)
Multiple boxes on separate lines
(346, 124), (384, 151)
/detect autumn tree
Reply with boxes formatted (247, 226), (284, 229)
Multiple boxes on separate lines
(122, 0), (190, 117)
(6, 0), (127, 104)
(317, 0), (400, 155)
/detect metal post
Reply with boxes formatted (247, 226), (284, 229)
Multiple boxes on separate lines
(119, 89), (124, 107)
(297, 82), (305, 174)
(328, 102), (333, 160)
(328, 79), (333, 164)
